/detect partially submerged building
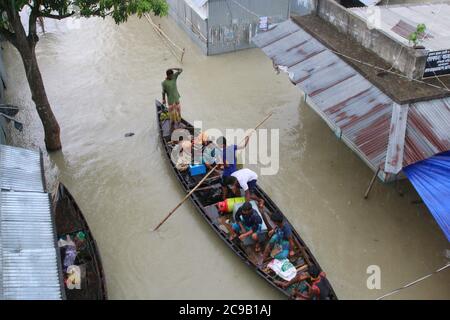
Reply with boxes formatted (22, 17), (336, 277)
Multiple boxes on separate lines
(166, 0), (291, 55)
(252, 0), (450, 241)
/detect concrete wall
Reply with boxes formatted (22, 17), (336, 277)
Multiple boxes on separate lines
(315, 0), (427, 79)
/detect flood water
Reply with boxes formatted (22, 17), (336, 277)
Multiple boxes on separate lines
(3, 14), (449, 299)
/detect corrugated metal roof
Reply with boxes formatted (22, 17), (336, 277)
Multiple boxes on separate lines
(0, 145), (62, 300)
(404, 97), (450, 166)
(350, 3), (450, 51)
(253, 20), (450, 179)
(185, 0), (208, 20)
(0, 145), (44, 192)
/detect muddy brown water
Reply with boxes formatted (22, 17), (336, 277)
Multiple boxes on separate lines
(3, 15), (449, 299)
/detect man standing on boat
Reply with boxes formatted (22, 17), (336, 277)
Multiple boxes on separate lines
(162, 68), (183, 132)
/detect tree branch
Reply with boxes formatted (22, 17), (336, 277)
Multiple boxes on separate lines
(0, 27), (17, 47)
(27, 2), (41, 48)
(38, 12), (75, 20)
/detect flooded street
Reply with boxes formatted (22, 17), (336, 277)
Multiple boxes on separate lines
(3, 14), (449, 299)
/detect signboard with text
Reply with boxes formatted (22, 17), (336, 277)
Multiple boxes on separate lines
(423, 49), (450, 78)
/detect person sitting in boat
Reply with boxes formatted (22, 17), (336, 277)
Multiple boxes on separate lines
(172, 140), (192, 171)
(262, 211), (295, 260)
(193, 132), (220, 172)
(230, 201), (264, 252)
(216, 136), (249, 198)
(222, 168), (264, 209)
(276, 265), (332, 300)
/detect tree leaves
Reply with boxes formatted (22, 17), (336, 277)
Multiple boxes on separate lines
(1, 0), (169, 29)
(74, 0), (168, 23)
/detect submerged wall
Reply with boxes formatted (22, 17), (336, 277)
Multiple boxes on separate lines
(290, 0), (317, 16)
(167, 0), (290, 55)
(207, 0), (290, 55)
(166, 0), (209, 55)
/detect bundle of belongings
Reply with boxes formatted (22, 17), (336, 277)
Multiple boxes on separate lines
(58, 231), (87, 290)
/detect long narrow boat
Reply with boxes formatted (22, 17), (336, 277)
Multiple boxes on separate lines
(53, 183), (108, 300)
(155, 100), (337, 299)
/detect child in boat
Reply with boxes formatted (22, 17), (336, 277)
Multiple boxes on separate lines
(222, 168), (264, 209)
(229, 201), (264, 252)
(194, 132), (221, 172)
(262, 211), (295, 260)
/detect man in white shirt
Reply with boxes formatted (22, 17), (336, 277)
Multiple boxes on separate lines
(223, 168), (265, 209)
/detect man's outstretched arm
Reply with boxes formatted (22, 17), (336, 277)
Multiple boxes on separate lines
(172, 67), (183, 75)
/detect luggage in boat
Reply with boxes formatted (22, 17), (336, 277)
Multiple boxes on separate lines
(189, 164), (206, 176)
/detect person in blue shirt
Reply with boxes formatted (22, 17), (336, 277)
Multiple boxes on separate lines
(262, 211), (295, 260)
(230, 202), (263, 252)
(216, 136), (249, 200)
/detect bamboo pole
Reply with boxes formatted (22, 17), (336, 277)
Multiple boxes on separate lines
(364, 166), (381, 199)
(144, 13), (185, 63)
(153, 112), (274, 231)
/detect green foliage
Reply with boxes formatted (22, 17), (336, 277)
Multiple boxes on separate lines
(75, 0), (169, 23)
(0, 0), (168, 31)
(408, 23), (427, 47)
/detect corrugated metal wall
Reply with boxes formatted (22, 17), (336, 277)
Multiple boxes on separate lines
(167, 0), (290, 55)
(207, 0), (290, 55)
(167, 0), (208, 55)
(290, 0), (317, 16)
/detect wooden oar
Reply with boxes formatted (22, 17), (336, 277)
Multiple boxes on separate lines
(153, 111), (274, 231)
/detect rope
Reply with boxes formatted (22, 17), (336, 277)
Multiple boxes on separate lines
(327, 49), (450, 92)
(376, 263), (450, 300)
(227, 0), (450, 93)
(228, 0), (261, 19)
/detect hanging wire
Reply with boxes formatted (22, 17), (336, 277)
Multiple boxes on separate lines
(227, 0), (450, 93)
(327, 49), (450, 92)
(229, 0), (261, 19)
(376, 263), (450, 300)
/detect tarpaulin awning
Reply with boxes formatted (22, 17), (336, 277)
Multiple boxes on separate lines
(404, 151), (450, 242)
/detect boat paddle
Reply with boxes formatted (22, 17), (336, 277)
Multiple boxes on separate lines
(153, 111), (274, 231)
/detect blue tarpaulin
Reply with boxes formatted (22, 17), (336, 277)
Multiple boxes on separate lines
(403, 151), (450, 242)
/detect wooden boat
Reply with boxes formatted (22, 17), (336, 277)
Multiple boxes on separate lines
(53, 183), (108, 300)
(155, 100), (337, 299)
